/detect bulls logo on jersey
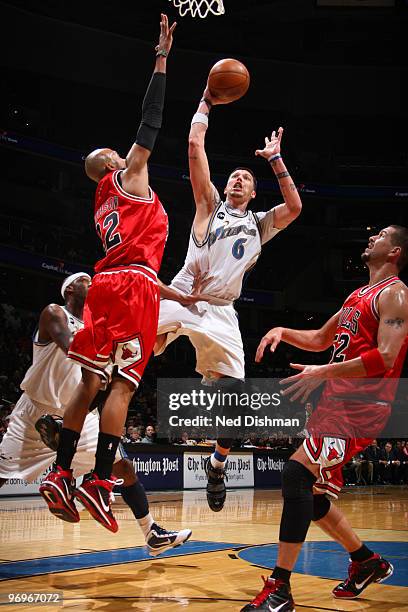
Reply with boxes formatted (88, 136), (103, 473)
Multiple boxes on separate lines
(121, 343), (139, 361)
(327, 441), (344, 462)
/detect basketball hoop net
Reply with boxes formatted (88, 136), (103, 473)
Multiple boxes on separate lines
(169, 0), (225, 18)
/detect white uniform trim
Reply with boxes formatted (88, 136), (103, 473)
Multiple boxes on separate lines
(113, 170), (154, 202)
(97, 268), (158, 285)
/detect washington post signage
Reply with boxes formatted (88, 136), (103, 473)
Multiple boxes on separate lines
(124, 452), (182, 490)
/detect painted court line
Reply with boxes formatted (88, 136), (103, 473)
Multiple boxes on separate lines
(0, 540), (245, 580)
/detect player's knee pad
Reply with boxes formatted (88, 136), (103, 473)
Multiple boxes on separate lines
(312, 494), (331, 521)
(279, 460), (316, 543)
(281, 460), (316, 500)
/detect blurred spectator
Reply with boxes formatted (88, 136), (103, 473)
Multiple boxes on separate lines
(128, 429), (143, 444)
(141, 425), (156, 444)
(353, 452), (366, 485)
(175, 432), (198, 446)
(379, 442), (400, 484)
(400, 441), (408, 484)
(363, 439), (382, 484)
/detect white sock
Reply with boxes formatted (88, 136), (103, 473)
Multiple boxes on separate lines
(138, 512), (154, 538)
(210, 453), (227, 470)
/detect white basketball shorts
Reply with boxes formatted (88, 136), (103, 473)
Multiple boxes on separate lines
(155, 299), (245, 380)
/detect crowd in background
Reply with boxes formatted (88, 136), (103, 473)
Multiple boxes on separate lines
(1, 302), (408, 490)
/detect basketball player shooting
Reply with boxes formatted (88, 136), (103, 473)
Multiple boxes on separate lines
(155, 68), (302, 513)
(244, 225), (408, 611)
(40, 14), (177, 533)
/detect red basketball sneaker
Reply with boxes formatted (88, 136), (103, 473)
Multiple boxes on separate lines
(241, 576), (295, 611)
(74, 472), (123, 533)
(332, 554), (394, 599)
(39, 465), (79, 523)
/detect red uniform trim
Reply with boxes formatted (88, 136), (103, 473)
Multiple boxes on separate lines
(305, 437), (324, 461)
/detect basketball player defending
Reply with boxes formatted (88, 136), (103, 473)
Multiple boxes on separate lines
(40, 15), (178, 533)
(0, 274), (190, 554)
(155, 87), (302, 511)
(243, 225), (408, 610)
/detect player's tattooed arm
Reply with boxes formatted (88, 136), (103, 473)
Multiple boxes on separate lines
(377, 284), (408, 368)
(255, 127), (302, 229)
(38, 304), (73, 353)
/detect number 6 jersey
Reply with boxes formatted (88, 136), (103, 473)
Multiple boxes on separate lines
(170, 195), (281, 305)
(93, 170), (168, 274)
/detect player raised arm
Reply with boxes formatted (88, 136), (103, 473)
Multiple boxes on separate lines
(37, 305), (73, 354)
(121, 14), (176, 197)
(188, 87), (226, 238)
(255, 127), (302, 231)
(255, 311), (341, 363)
(280, 283), (408, 402)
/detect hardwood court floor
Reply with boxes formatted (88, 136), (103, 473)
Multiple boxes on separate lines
(0, 486), (407, 611)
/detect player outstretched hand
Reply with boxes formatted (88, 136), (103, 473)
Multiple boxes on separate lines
(179, 273), (211, 305)
(255, 127), (284, 160)
(155, 13), (177, 56)
(279, 363), (328, 403)
(255, 327), (283, 362)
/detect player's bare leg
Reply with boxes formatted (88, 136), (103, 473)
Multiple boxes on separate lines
(315, 502), (362, 552)
(62, 369), (102, 432)
(99, 376), (135, 437)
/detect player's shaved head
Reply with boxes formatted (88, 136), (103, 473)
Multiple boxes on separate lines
(84, 148), (125, 182)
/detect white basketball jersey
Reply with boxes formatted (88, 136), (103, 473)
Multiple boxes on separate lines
(20, 306), (82, 410)
(171, 199), (281, 304)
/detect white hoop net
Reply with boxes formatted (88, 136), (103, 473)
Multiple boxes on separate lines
(169, 0), (225, 18)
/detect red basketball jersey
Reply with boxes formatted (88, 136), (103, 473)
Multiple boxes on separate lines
(93, 170), (168, 274)
(324, 275), (408, 401)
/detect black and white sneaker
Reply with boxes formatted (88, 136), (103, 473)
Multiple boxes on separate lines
(332, 554), (394, 599)
(146, 523), (192, 557)
(204, 456), (228, 512)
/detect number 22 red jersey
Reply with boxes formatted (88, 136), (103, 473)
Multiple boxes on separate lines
(325, 275), (408, 401)
(93, 170), (168, 274)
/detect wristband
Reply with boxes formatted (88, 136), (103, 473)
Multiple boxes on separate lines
(156, 49), (168, 58)
(268, 153), (281, 163)
(200, 97), (212, 109)
(191, 112), (209, 127)
(361, 348), (387, 376)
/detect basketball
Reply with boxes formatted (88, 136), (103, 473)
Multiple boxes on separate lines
(208, 58), (250, 103)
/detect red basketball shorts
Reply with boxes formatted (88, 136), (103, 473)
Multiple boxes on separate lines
(303, 436), (372, 499)
(68, 265), (159, 387)
(303, 396), (390, 499)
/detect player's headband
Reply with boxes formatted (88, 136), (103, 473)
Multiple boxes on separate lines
(61, 272), (91, 298)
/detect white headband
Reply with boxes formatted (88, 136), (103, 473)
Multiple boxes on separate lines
(61, 272), (91, 299)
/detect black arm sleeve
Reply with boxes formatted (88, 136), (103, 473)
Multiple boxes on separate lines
(136, 72), (166, 152)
